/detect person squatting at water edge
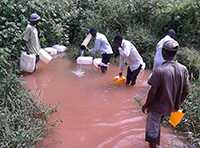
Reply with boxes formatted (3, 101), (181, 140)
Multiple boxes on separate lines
(81, 28), (113, 73)
(113, 35), (145, 86)
(142, 40), (190, 148)
(23, 13), (41, 72)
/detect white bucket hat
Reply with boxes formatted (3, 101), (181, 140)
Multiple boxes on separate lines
(29, 13), (41, 22)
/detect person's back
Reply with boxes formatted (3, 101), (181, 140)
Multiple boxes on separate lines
(95, 32), (113, 54)
(121, 39), (143, 71)
(143, 39), (189, 148)
(154, 29), (177, 69)
(148, 61), (189, 114)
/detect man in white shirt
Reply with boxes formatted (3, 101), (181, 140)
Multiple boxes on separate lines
(89, 28), (113, 73)
(113, 35), (144, 86)
(153, 29), (177, 69)
(23, 13), (41, 71)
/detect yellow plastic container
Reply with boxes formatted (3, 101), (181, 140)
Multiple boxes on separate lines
(113, 75), (126, 85)
(169, 110), (185, 127)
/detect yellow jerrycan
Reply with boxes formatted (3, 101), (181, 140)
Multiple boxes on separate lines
(113, 73), (126, 85)
(169, 110), (185, 127)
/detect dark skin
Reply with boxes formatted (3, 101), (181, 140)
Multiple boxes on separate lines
(90, 31), (97, 38)
(142, 47), (177, 148)
(142, 47), (177, 113)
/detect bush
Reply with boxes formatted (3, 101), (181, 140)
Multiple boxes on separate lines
(125, 26), (157, 69)
(0, 48), (49, 147)
(177, 47), (200, 80)
(0, 0), (70, 63)
(177, 80), (200, 145)
(150, 0), (200, 49)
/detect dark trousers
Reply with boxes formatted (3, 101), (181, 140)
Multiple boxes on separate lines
(126, 64), (142, 86)
(36, 54), (40, 64)
(100, 53), (112, 73)
(34, 54), (40, 72)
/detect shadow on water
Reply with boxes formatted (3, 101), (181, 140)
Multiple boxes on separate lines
(24, 56), (188, 148)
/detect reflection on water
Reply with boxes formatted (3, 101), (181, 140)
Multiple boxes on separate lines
(24, 57), (187, 148)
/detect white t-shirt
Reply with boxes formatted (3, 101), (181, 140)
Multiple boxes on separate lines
(92, 33), (113, 54)
(119, 40), (144, 71)
(154, 35), (176, 69)
(23, 24), (41, 55)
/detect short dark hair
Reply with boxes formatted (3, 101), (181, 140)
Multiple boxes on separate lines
(89, 28), (97, 34)
(168, 29), (176, 39)
(114, 34), (123, 42)
(163, 49), (177, 59)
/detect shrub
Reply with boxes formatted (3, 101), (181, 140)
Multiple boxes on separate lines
(0, 48), (49, 147)
(0, 0), (70, 63)
(177, 80), (200, 145)
(176, 47), (200, 80)
(125, 26), (157, 69)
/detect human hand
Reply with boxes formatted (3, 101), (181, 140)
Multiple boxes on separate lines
(119, 72), (123, 77)
(142, 105), (148, 114)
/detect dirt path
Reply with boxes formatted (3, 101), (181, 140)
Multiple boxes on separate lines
(24, 57), (186, 148)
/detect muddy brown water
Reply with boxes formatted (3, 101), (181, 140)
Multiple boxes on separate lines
(24, 56), (187, 148)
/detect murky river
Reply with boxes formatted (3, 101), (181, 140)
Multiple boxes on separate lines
(24, 56), (187, 148)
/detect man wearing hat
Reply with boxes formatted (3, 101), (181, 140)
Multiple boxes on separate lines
(142, 40), (189, 148)
(23, 13), (41, 71)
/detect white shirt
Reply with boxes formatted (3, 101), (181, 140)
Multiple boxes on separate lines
(92, 33), (113, 54)
(23, 24), (41, 55)
(154, 35), (176, 69)
(119, 40), (144, 71)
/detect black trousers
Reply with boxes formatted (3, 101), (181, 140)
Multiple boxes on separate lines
(126, 64), (142, 86)
(100, 53), (112, 73)
(34, 54), (40, 72)
(36, 54), (40, 64)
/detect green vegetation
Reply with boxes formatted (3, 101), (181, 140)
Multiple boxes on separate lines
(0, 48), (48, 147)
(0, 0), (200, 147)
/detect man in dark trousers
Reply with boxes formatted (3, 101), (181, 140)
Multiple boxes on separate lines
(142, 40), (189, 148)
(113, 35), (144, 86)
(89, 28), (113, 73)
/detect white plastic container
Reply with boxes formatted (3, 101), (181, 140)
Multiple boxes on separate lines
(52, 45), (67, 53)
(76, 56), (93, 65)
(44, 47), (57, 55)
(81, 33), (92, 47)
(20, 52), (36, 73)
(39, 49), (53, 64)
(93, 58), (102, 67)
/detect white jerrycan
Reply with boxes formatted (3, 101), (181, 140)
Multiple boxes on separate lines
(39, 49), (53, 64)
